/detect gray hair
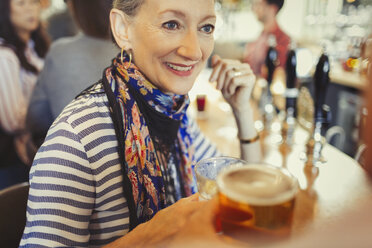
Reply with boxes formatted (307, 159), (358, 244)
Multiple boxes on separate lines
(112, 0), (145, 17)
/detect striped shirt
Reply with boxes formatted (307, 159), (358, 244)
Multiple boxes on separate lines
(20, 83), (219, 247)
(0, 39), (44, 133)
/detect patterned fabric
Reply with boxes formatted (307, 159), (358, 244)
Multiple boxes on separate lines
(106, 55), (197, 224)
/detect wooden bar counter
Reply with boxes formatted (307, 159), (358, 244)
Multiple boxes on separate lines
(189, 69), (372, 238)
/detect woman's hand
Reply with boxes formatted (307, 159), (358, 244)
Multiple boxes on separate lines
(105, 194), (243, 248)
(105, 194), (201, 247)
(209, 54), (261, 163)
(136, 193), (205, 246)
(209, 55), (256, 113)
(166, 197), (246, 248)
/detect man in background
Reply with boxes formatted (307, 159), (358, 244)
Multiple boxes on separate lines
(243, 0), (290, 77)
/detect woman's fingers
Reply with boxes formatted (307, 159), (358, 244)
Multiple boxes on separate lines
(216, 62), (241, 91)
(210, 56), (254, 95)
(210, 55), (240, 90)
(185, 192), (200, 202)
(191, 197), (219, 226)
(164, 194), (206, 218)
(209, 55), (222, 82)
(223, 67), (255, 96)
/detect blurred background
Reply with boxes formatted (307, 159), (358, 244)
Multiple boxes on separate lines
(38, 0), (371, 157)
(1, 0), (370, 165)
(209, 0), (372, 157)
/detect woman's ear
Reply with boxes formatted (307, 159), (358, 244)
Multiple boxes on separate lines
(110, 8), (132, 49)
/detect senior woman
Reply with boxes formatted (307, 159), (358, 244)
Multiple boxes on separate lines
(20, 0), (259, 247)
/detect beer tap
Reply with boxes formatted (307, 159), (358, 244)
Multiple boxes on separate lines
(282, 43), (298, 146)
(306, 52), (331, 166)
(279, 43), (298, 167)
(262, 35), (278, 130)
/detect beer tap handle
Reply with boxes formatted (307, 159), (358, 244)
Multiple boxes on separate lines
(266, 48), (277, 85)
(265, 35), (278, 96)
(314, 53), (330, 124)
(321, 104), (332, 135)
(305, 53), (330, 166)
(286, 50), (297, 89)
(285, 46), (297, 115)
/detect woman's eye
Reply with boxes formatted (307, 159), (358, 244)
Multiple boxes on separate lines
(162, 21), (180, 30)
(201, 24), (215, 34)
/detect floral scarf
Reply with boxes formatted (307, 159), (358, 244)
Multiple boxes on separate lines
(104, 55), (197, 226)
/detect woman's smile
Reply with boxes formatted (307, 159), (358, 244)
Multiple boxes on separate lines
(164, 62), (196, 76)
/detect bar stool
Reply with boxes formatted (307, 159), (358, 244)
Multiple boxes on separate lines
(0, 182), (29, 248)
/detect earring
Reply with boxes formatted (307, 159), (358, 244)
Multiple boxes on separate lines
(121, 47), (132, 70)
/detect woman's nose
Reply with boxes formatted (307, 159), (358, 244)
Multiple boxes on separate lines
(177, 31), (202, 61)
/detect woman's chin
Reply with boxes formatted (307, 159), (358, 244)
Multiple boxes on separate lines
(27, 22), (39, 32)
(162, 84), (194, 95)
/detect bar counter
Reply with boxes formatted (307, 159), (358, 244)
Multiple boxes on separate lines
(189, 69), (372, 238)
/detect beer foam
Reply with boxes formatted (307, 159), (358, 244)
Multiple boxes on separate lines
(217, 164), (298, 206)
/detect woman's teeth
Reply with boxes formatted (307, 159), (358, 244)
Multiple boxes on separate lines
(167, 63), (192, 71)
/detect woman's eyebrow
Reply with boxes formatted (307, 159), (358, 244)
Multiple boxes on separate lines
(158, 9), (186, 18)
(158, 9), (216, 22)
(201, 15), (217, 23)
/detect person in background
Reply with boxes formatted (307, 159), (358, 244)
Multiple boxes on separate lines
(243, 0), (290, 77)
(46, 5), (78, 41)
(0, 0), (50, 189)
(20, 0), (260, 246)
(26, 0), (118, 147)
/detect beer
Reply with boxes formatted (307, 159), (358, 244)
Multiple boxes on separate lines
(217, 164), (298, 244)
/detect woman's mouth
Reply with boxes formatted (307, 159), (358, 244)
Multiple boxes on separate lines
(166, 62), (193, 71)
(165, 62), (195, 76)
(27, 17), (38, 25)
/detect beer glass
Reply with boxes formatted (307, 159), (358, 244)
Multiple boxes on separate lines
(194, 156), (245, 200)
(216, 164), (298, 243)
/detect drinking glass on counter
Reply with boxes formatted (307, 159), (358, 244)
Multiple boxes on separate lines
(196, 94), (208, 119)
(194, 156), (245, 200)
(216, 164), (299, 245)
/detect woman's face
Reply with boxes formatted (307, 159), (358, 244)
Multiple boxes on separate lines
(127, 0), (216, 95)
(10, 0), (41, 36)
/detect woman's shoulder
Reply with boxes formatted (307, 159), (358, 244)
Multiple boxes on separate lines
(61, 82), (108, 113)
(38, 81), (121, 169)
(0, 43), (18, 63)
(51, 82), (113, 133)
